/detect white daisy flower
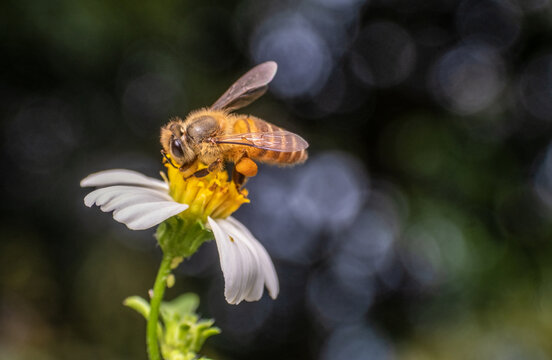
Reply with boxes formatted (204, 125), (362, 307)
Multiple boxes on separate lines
(80, 165), (279, 305)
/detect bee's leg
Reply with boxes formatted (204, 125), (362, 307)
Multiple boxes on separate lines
(232, 169), (247, 188)
(179, 162), (194, 173)
(190, 168), (210, 178)
(175, 162), (198, 180)
(233, 156), (257, 188)
(161, 150), (178, 169)
(208, 158), (223, 172)
(187, 159), (222, 179)
(235, 157), (258, 177)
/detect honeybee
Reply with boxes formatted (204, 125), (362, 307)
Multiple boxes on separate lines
(160, 61), (308, 186)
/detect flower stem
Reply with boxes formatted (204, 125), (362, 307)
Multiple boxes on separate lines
(147, 253), (173, 360)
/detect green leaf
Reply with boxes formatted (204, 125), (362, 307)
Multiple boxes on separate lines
(123, 295), (150, 319)
(160, 293), (200, 323)
(155, 293), (220, 359)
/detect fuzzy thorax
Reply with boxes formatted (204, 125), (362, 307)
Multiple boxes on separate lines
(164, 159), (249, 222)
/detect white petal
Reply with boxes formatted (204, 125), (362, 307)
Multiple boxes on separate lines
(84, 185), (187, 230)
(226, 217), (279, 299)
(80, 169), (168, 191)
(208, 217), (279, 304)
(208, 217), (245, 304)
(219, 219), (264, 302)
(113, 201), (188, 230)
(84, 186), (172, 208)
(100, 192), (171, 212)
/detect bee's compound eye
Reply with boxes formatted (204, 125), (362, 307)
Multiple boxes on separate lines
(171, 139), (184, 158)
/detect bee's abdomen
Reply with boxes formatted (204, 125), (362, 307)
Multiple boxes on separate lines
(254, 147), (308, 165)
(231, 116), (308, 165)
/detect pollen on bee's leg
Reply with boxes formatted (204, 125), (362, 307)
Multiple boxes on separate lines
(236, 157), (258, 177)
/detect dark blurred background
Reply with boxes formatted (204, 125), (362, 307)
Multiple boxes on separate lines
(2, 0), (552, 359)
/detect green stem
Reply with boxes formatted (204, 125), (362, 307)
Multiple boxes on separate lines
(147, 253), (173, 360)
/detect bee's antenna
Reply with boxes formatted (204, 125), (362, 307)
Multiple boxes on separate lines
(161, 150), (178, 169)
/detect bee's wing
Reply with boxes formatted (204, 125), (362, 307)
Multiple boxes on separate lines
(213, 131), (309, 152)
(211, 61), (278, 112)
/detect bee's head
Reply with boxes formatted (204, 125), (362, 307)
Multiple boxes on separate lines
(160, 118), (196, 166)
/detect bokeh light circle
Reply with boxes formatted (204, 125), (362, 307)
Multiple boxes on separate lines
(307, 266), (375, 327)
(320, 324), (395, 360)
(332, 208), (398, 297)
(429, 43), (505, 114)
(235, 166), (320, 264)
(289, 152), (368, 233)
(250, 12), (332, 98)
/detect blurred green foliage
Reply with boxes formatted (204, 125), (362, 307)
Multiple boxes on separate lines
(2, 0), (552, 359)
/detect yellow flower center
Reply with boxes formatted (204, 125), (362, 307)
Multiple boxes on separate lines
(164, 160), (249, 222)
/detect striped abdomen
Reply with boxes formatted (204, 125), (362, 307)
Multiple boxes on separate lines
(228, 115), (308, 165)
